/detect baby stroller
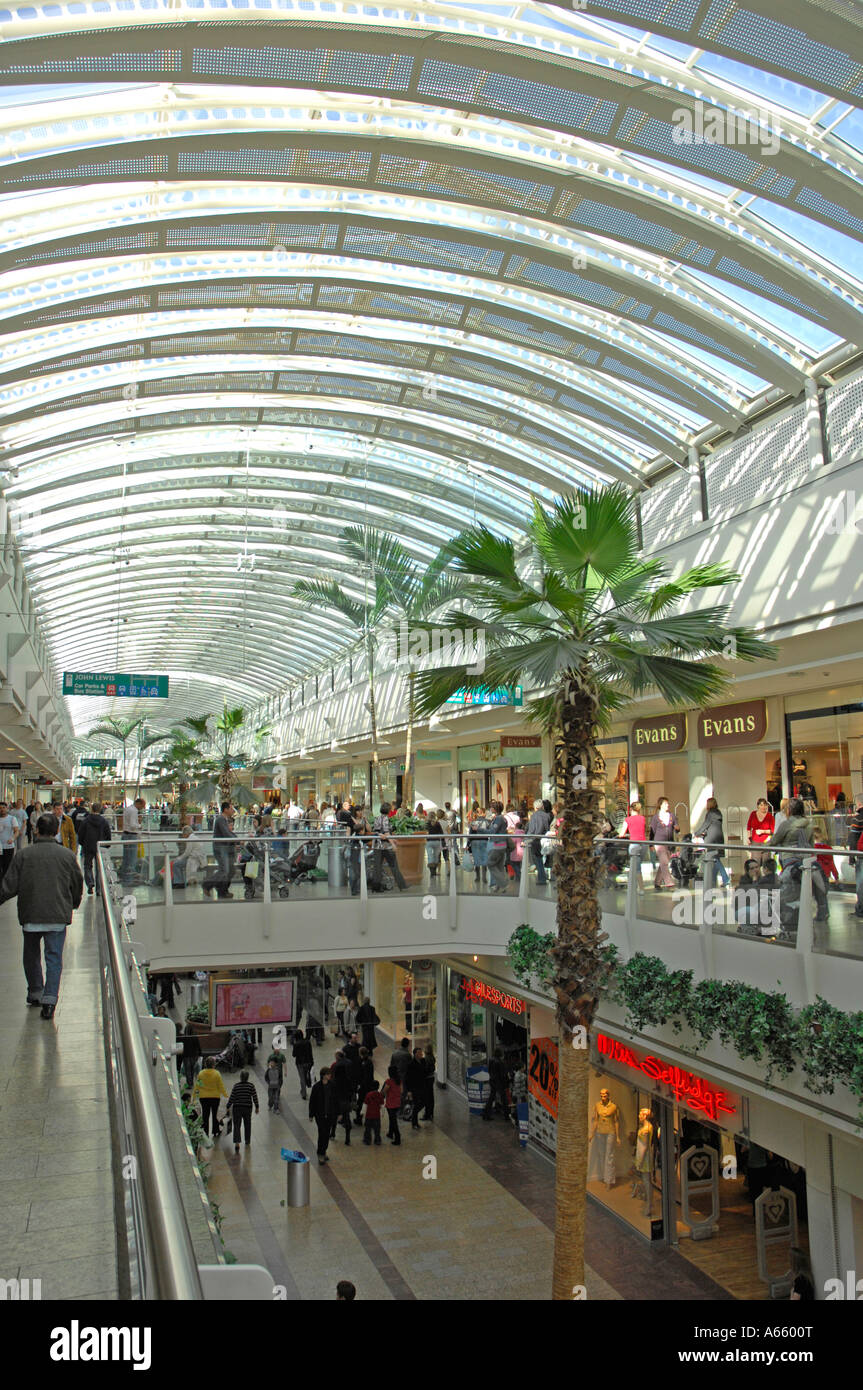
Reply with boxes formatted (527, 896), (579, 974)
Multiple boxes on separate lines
(670, 835), (700, 885)
(287, 838), (321, 887)
(214, 1031), (246, 1073)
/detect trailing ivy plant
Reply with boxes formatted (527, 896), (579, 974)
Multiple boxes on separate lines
(606, 951), (692, 1034)
(795, 996), (863, 1101)
(507, 924), (557, 987)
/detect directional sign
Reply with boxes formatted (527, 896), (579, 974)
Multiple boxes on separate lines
(81, 757), (118, 769)
(63, 672), (169, 699)
(445, 685), (523, 707)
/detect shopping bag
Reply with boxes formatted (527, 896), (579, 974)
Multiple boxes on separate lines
(245, 860), (259, 879)
(461, 851), (475, 872)
(137, 840), (146, 860)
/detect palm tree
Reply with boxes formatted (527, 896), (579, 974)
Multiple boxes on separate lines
(294, 526), (464, 810)
(87, 716), (148, 804)
(178, 708), (270, 804)
(412, 485), (776, 1299)
(159, 734), (207, 827)
(133, 725), (165, 798)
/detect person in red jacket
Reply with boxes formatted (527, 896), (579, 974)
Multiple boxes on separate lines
(381, 1067), (403, 1145)
(747, 798), (775, 862)
(814, 841), (838, 882)
(362, 1079), (384, 1146)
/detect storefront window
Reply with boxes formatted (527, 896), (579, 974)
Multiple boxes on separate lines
(324, 764), (350, 807)
(351, 762), (368, 809)
(637, 755), (691, 834)
(511, 763), (542, 812)
(786, 704), (863, 837)
(447, 970), (486, 1089)
(597, 738), (629, 826)
(376, 757), (399, 807)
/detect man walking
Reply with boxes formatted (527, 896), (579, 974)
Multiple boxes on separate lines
(78, 802), (112, 896)
(527, 798), (551, 886)
(0, 801), (17, 882)
(11, 799), (27, 854)
(0, 812), (84, 1018)
(50, 801), (78, 854)
(482, 1048), (511, 1122)
(309, 1065), (335, 1164)
(204, 800), (237, 899)
(121, 797), (145, 884)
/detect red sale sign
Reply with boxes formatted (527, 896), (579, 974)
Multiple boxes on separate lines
(528, 1037), (559, 1118)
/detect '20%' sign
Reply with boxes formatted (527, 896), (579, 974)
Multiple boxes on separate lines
(528, 1037), (559, 1118)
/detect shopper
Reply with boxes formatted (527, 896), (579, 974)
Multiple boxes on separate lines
(343, 996), (358, 1040)
(336, 1281), (356, 1301)
(747, 797), (775, 861)
(619, 800), (647, 878)
(0, 812), (84, 1018)
(467, 806), (490, 885)
(649, 797), (679, 889)
(226, 1069), (259, 1153)
(419, 1047), (436, 1122)
(49, 801), (78, 854)
(405, 1047), (426, 1131)
(362, 1079), (384, 1146)
(291, 1029), (313, 1098)
(390, 1036), (411, 1086)
(381, 1066), (403, 1145)
(121, 797), (145, 884)
(193, 1058), (229, 1137)
(526, 799), (551, 886)
(354, 1045), (375, 1124)
(694, 798), (729, 890)
(78, 802), (113, 896)
(267, 1041), (288, 1087)
(487, 801), (510, 893)
(180, 1023), (202, 1088)
(768, 797), (830, 922)
(0, 801), (17, 882)
(265, 1058), (282, 1112)
(482, 1048), (511, 1122)
(371, 803), (409, 890)
(330, 1050), (354, 1145)
(355, 997), (380, 1052)
(334, 988), (349, 1037)
(309, 1066), (335, 1164)
(203, 800), (237, 899)
(336, 799), (361, 896)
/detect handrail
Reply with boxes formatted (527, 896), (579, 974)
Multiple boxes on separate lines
(97, 854), (204, 1300)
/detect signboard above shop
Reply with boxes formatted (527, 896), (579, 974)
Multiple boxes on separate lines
(595, 1032), (741, 1124)
(631, 713), (687, 753)
(697, 699), (767, 749)
(63, 672), (169, 699)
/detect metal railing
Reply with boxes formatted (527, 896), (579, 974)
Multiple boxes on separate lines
(97, 852), (211, 1299)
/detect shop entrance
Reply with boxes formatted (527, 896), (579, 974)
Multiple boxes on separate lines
(637, 754), (690, 833)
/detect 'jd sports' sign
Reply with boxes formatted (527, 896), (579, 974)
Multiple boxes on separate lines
(631, 714), (687, 753)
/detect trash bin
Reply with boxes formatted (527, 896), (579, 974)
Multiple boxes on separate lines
(282, 1148), (310, 1207)
(326, 829), (345, 889)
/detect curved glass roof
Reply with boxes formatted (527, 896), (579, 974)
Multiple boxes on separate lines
(1, 0), (861, 731)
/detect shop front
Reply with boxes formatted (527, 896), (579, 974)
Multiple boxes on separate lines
(322, 763), (350, 808)
(784, 700), (863, 838)
(697, 699), (781, 846)
(458, 738), (542, 822)
(631, 713), (691, 833)
(373, 960), (437, 1056)
(587, 1030), (810, 1299)
(597, 736), (630, 826)
(445, 967), (528, 1093)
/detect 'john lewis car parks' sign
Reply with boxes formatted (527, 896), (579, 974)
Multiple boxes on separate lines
(63, 672), (169, 699)
(445, 685), (523, 707)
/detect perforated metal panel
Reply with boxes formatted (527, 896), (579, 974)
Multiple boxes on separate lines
(704, 403), (809, 518)
(640, 470), (694, 552)
(825, 371), (863, 465)
(377, 154), (555, 214)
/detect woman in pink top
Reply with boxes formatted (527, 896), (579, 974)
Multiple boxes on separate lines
(621, 800), (647, 878)
(747, 797), (775, 863)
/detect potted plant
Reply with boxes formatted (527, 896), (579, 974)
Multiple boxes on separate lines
(389, 810), (428, 886)
(185, 1000), (210, 1032)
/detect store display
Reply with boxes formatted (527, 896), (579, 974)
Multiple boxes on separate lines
(631, 1108), (655, 1216)
(587, 1088), (621, 1188)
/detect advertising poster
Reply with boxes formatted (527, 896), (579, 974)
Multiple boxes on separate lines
(214, 977), (296, 1028)
(528, 1037), (560, 1118)
(466, 1064), (490, 1115)
(516, 1100), (529, 1148)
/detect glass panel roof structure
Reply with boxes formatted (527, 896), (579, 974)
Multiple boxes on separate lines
(1, 1), (861, 731)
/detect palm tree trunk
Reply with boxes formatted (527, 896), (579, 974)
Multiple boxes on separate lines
(402, 668), (416, 811)
(366, 636), (385, 806)
(550, 673), (607, 1301)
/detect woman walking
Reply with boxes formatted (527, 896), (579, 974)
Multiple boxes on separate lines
(192, 1057), (228, 1138)
(180, 1023), (202, 1088)
(649, 797), (679, 890)
(694, 797), (729, 891)
(292, 1029), (313, 1099)
(226, 1069), (259, 1153)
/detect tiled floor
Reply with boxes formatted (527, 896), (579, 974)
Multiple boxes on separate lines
(202, 1032), (730, 1301)
(0, 895), (118, 1300)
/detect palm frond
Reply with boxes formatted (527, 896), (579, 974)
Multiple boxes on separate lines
(641, 562), (740, 617)
(530, 486), (637, 582)
(293, 578), (367, 630)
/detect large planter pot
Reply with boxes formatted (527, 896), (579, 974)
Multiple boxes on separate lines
(395, 834), (427, 886)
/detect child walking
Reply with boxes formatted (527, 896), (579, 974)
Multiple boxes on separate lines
(381, 1066), (402, 1145)
(362, 1078), (384, 1145)
(265, 1059), (282, 1113)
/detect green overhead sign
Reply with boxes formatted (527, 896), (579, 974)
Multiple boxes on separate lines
(445, 685), (523, 707)
(63, 672), (169, 699)
(81, 757), (118, 769)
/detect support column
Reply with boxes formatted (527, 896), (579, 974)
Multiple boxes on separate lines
(687, 747), (712, 836)
(805, 378), (825, 471)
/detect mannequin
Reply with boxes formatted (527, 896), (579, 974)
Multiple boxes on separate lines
(632, 1108), (655, 1216)
(587, 1087), (621, 1188)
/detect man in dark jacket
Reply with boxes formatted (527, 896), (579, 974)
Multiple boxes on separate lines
(482, 1048), (510, 1122)
(291, 1029), (313, 1099)
(204, 800), (237, 899)
(308, 1066), (335, 1163)
(0, 813), (84, 1018)
(78, 802), (112, 896)
(390, 1036), (411, 1085)
(329, 1051), (354, 1145)
(526, 799), (551, 885)
(404, 1048), (426, 1132)
(768, 798), (829, 922)
(355, 998), (380, 1052)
